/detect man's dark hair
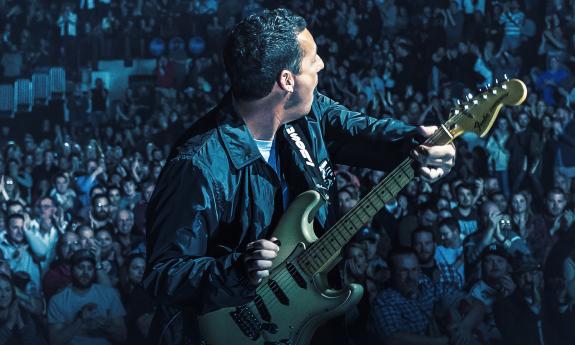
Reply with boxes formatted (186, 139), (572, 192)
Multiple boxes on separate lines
(438, 217), (460, 234)
(455, 183), (474, 194)
(54, 172), (69, 183)
(223, 8), (307, 101)
(417, 201), (437, 215)
(546, 188), (566, 199)
(411, 226), (436, 246)
(91, 193), (108, 207)
(388, 246), (417, 272)
(6, 200), (24, 211)
(6, 213), (25, 227)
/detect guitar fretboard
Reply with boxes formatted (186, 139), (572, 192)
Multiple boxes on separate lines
(297, 128), (453, 275)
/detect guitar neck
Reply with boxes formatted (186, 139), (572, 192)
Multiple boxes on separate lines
(297, 126), (454, 275)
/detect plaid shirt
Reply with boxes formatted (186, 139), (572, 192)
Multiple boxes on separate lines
(368, 275), (458, 340)
(437, 263), (464, 289)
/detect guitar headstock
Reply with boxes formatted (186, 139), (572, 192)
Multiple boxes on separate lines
(443, 79), (527, 139)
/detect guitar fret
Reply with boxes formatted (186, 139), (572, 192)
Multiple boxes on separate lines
(346, 217), (361, 229)
(325, 235), (339, 252)
(283, 80), (528, 284)
(331, 233), (344, 247)
(356, 206), (371, 223)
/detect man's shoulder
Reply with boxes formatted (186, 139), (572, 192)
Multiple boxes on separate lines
(50, 285), (72, 303)
(169, 112), (222, 162)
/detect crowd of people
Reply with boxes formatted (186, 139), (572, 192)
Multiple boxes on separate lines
(1, 0), (575, 344)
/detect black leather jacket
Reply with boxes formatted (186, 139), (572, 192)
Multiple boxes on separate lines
(143, 91), (418, 344)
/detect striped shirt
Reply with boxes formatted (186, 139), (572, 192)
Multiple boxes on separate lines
(499, 11), (525, 37)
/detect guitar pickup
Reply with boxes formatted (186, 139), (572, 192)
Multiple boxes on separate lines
(267, 279), (290, 305)
(287, 262), (307, 289)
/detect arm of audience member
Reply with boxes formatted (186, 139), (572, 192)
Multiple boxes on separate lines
(545, 33), (566, 50)
(143, 159), (257, 314)
(502, 232), (531, 256)
(416, 105), (432, 126)
(564, 256), (575, 304)
(23, 228), (50, 261)
(13, 173), (33, 189)
(446, 10), (456, 27)
(19, 310), (47, 345)
(99, 316), (126, 343)
(559, 123), (575, 147)
(136, 313), (154, 338)
(314, 91), (420, 173)
(48, 320), (84, 345)
(0, 325), (13, 345)
(464, 233), (491, 266)
(115, 104), (130, 121)
(385, 334), (449, 345)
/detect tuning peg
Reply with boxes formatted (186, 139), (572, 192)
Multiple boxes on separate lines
(466, 93), (473, 101)
(456, 99), (461, 105)
(495, 78), (499, 85)
(487, 83), (491, 88)
(504, 73), (508, 81)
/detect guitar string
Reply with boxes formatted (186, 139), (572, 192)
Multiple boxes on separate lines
(252, 126), (451, 318)
(299, 123), (453, 267)
(252, 156), (420, 318)
(253, 117), (461, 318)
(251, 115), (462, 324)
(252, 149), (426, 316)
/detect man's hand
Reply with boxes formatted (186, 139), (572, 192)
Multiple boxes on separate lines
(498, 275), (516, 297)
(243, 237), (280, 285)
(411, 126), (456, 183)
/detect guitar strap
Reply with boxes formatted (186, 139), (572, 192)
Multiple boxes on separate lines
(283, 122), (331, 202)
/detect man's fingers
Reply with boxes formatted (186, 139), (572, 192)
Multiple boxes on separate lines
(412, 145), (456, 166)
(418, 166), (445, 182)
(252, 270), (270, 280)
(246, 239), (280, 252)
(245, 249), (278, 261)
(417, 125), (438, 137)
(246, 259), (273, 271)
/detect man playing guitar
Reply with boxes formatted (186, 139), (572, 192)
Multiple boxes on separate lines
(144, 8), (455, 345)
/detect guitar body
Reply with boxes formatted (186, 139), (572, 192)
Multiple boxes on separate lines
(198, 79), (528, 345)
(198, 191), (363, 345)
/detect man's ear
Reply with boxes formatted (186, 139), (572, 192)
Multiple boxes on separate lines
(278, 70), (295, 93)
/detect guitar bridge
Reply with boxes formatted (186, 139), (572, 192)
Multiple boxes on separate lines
(230, 305), (261, 341)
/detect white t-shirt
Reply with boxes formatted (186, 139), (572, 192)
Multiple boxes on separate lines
(255, 138), (288, 208)
(47, 283), (126, 345)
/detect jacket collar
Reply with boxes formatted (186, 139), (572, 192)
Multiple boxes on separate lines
(216, 92), (263, 170)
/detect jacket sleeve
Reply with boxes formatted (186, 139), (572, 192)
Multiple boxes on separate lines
(313, 92), (420, 172)
(143, 158), (256, 315)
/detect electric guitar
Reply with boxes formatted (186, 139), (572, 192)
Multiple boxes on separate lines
(198, 79), (528, 345)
